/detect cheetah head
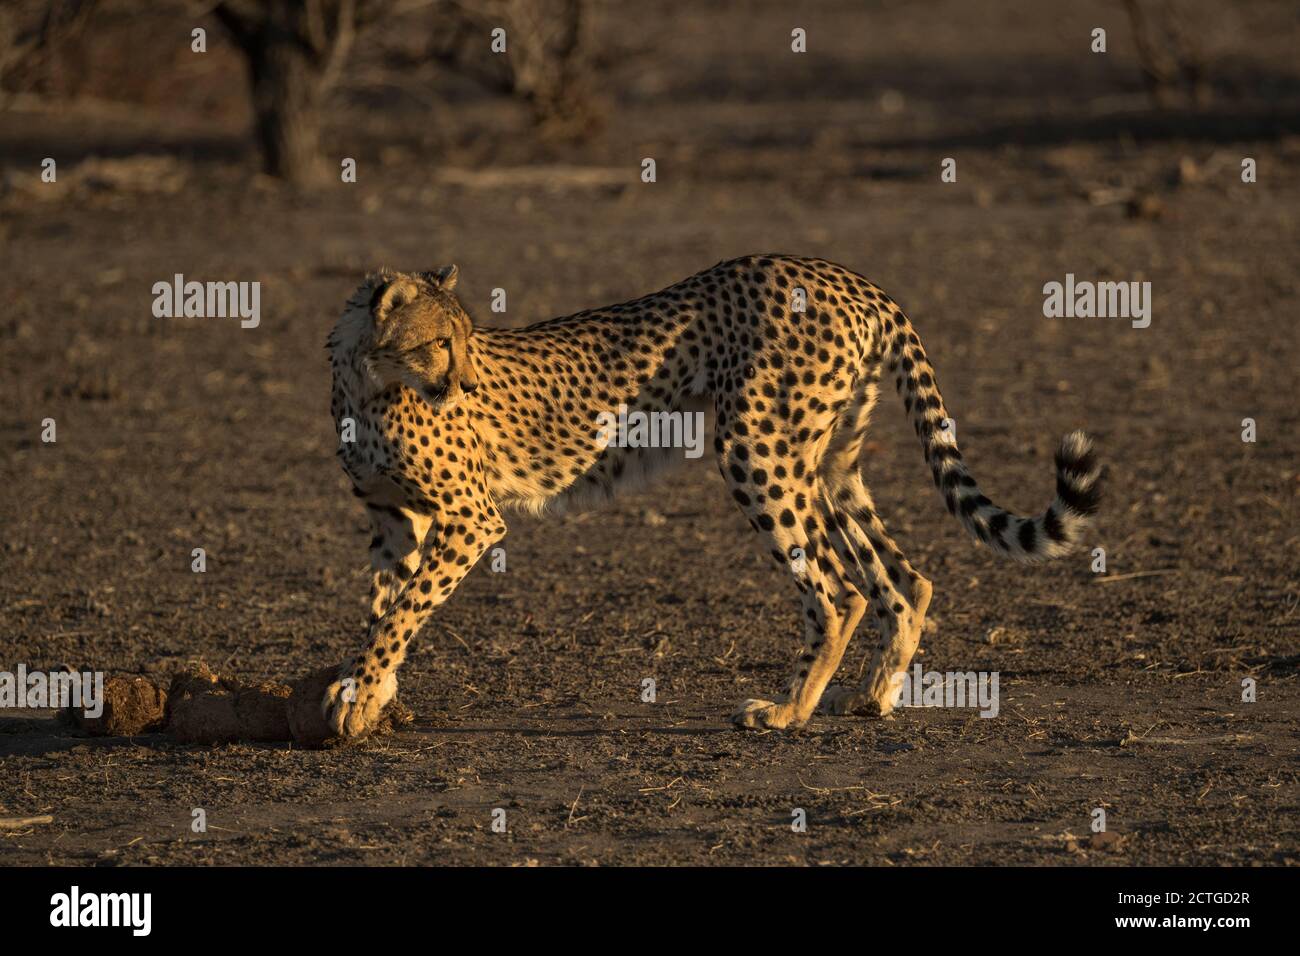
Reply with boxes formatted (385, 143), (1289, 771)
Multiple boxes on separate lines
(362, 265), (479, 408)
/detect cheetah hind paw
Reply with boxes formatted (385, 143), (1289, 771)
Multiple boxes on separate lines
(817, 684), (897, 720)
(731, 698), (799, 731)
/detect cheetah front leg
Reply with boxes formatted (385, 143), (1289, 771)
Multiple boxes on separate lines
(324, 505), (506, 739)
(365, 504), (432, 626)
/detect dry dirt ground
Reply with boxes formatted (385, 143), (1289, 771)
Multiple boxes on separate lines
(1, 0), (1297, 866)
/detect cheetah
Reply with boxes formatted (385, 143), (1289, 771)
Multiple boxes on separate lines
(322, 256), (1101, 737)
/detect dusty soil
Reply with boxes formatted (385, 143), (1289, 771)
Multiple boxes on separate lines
(1, 0), (1297, 866)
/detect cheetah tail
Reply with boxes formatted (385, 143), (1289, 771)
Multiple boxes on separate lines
(887, 314), (1102, 563)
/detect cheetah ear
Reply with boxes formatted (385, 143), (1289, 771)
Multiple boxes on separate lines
(431, 264), (458, 291)
(370, 276), (420, 322)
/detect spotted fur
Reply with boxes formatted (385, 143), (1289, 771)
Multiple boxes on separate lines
(322, 255), (1101, 736)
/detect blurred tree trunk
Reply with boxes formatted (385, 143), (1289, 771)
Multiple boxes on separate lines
(500, 0), (595, 135)
(215, 0), (375, 185)
(1122, 0), (1210, 109)
(0, 0), (96, 94)
(246, 27), (326, 183)
(432, 0), (601, 139)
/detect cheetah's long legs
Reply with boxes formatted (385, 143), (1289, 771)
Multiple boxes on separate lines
(324, 476), (505, 738)
(819, 480), (932, 715)
(818, 382), (934, 716)
(731, 536), (862, 730)
(365, 504), (433, 626)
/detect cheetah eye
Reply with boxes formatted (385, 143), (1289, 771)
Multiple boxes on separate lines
(434, 338), (450, 348)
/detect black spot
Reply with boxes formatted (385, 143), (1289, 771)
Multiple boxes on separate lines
(1018, 519), (1037, 553)
(1057, 474), (1102, 516)
(1043, 506), (1066, 542)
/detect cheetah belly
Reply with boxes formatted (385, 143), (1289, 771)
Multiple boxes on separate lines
(534, 395), (716, 514)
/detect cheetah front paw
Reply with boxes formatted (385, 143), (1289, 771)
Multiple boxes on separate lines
(731, 698), (799, 731)
(321, 661), (397, 739)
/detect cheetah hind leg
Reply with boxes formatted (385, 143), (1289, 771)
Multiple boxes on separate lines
(817, 505), (932, 718)
(731, 509), (869, 730)
(730, 552), (854, 731)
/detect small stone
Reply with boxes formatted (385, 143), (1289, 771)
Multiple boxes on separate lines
(1089, 830), (1124, 851)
